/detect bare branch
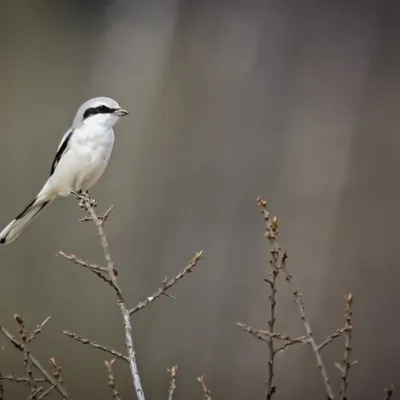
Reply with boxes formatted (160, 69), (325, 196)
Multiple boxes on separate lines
(384, 385), (394, 400)
(0, 326), (72, 400)
(48, 357), (64, 385)
(0, 347), (3, 400)
(280, 266), (335, 400)
(37, 384), (56, 399)
(257, 197), (335, 400)
(74, 193), (144, 400)
(27, 317), (52, 343)
(104, 359), (121, 400)
(317, 327), (346, 352)
(237, 323), (307, 345)
(335, 294), (356, 400)
(0, 375), (46, 384)
(0, 368), (3, 400)
(167, 365), (178, 400)
(57, 252), (116, 280)
(79, 205), (114, 225)
(28, 386), (44, 399)
(14, 314), (37, 399)
(264, 210), (281, 399)
(129, 251), (203, 315)
(63, 331), (128, 362)
(197, 375), (212, 400)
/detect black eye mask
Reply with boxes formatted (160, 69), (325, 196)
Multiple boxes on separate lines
(83, 105), (116, 120)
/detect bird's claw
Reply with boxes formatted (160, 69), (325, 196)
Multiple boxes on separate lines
(71, 190), (97, 209)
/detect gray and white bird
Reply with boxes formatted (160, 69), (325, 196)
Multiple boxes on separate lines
(0, 96), (128, 245)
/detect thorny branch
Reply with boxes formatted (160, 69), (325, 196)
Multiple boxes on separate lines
(167, 365), (178, 400)
(256, 197), (335, 400)
(0, 375), (46, 384)
(264, 207), (281, 399)
(335, 294), (356, 400)
(197, 375), (212, 400)
(68, 193), (145, 400)
(14, 314), (37, 399)
(2, 193), (393, 399)
(0, 321), (72, 399)
(129, 251), (203, 315)
(56, 193), (203, 400)
(57, 252), (110, 276)
(280, 256), (335, 399)
(239, 198), (340, 399)
(237, 323), (308, 350)
(104, 359), (121, 400)
(62, 331), (128, 363)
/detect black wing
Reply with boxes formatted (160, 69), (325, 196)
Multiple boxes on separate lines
(50, 129), (74, 176)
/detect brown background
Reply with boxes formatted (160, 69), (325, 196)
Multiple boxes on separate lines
(0, 0), (399, 398)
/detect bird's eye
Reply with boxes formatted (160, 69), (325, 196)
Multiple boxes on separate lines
(99, 105), (108, 112)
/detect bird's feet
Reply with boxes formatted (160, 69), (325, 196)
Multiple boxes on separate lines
(71, 190), (97, 209)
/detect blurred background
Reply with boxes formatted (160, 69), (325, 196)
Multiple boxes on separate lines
(0, 0), (399, 398)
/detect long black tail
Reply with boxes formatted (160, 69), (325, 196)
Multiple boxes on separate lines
(0, 197), (52, 245)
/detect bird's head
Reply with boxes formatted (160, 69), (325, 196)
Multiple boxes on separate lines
(74, 97), (128, 129)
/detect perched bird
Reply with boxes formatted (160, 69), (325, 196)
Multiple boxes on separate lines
(0, 96), (128, 245)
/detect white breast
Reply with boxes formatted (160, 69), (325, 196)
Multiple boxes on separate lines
(71, 126), (115, 191)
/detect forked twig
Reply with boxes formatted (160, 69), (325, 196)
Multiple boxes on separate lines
(73, 193), (144, 400)
(257, 197), (335, 400)
(281, 261), (335, 400)
(37, 384), (56, 399)
(105, 359), (121, 400)
(0, 326), (72, 399)
(129, 251), (203, 315)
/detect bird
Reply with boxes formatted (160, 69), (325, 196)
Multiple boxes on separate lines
(0, 96), (128, 245)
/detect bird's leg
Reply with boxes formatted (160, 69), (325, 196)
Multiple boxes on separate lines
(71, 190), (96, 209)
(83, 191), (97, 208)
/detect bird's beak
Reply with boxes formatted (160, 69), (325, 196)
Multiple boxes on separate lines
(113, 108), (129, 117)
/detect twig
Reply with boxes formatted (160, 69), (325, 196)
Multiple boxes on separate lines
(0, 326), (72, 399)
(77, 193), (145, 400)
(28, 386), (44, 399)
(281, 259), (334, 399)
(48, 357), (63, 385)
(0, 347), (3, 400)
(384, 385), (394, 400)
(317, 328), (346, 351)
(79, 205), (114, 226)
(105, 359), (121, 400)
(57, 252), (118, 279)
(27, 317), (52, 343)
(257, 197), (335, 400)
(37, 384), (56, 399)
(238, 323), (345, 354)
(129, 251), (203, 315)
(197, 375), (212, 400)
(57, 252), (108, 274)
(237, 323), (307, 345)
(63, 331), (128, 362)
(335, 294), (356, 400)
(14, 314), (37, 399)
(261, 202), (283, 400)
(0, 375), (46, 383)
(167, 365), (178, 400)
